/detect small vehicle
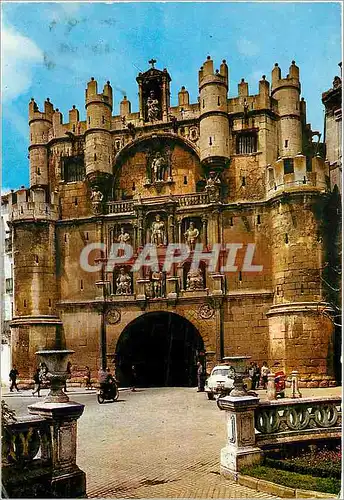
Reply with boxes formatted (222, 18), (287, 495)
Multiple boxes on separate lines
(204, 365), (235, 400)
(274, 371), (286, 398)
(97, 382), (119, 404)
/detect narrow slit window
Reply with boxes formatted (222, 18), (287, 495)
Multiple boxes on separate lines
(64, 234), (67, 242)
(49, 298), (52, 307)
(209, 137), (212, 145)
(257, 215), (261, 224)
(230, 217), (233, 227)
(285, 140), (289, 148)
(301, 284), (304, 294)
(239, 271), (242, 282)
(217, 96), (220, 106)
(285, 233), (289, 244)
(35, 255), (39, 263)
(24, 300), (27, 308)
(242, 177), (246, 187)
(80, 280), (84, 290)
(75, 198), (78, 206)
(184, 176), (188, 185)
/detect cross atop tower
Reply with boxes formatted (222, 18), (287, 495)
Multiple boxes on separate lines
(148, 58), (157, 69)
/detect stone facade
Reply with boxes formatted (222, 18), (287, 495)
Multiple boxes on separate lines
(8, 56), (339, 385)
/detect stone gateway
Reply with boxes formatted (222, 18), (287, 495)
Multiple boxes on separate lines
(8, 57), (339, 388)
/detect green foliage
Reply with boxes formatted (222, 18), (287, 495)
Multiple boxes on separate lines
(241, 465), (341, 495)
(264, 445), (341, 479)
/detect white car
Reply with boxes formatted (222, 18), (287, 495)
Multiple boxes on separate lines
(204, 365), (235, 400)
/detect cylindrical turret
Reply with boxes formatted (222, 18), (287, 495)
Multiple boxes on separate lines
(199, 56), (230, 170)
(29, 98), (53, 187)
(85, 78), (113, 187)
(271, 61), (302, 158)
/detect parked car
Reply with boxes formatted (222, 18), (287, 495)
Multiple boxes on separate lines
(204, 365), (235, 400)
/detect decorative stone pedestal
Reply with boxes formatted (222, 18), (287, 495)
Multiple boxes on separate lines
(218, 395), (262, 480)
(28, 401), (86, 498)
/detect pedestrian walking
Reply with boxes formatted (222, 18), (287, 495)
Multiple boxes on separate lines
(131, 364), (137, 392)
(9, 366), (19, 392)
(32, 367), (41, 397)
(85, 366), (92, 389)
(261, 361), (270, 389)
(197, 361), (204, 392)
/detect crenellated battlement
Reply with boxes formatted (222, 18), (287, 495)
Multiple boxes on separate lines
(85, 77), (113, 109)
(198, 56), (228, 89)
(271, 61), (300, 93)
(9, 187), (59, 223)
(29, 98), (54, 124)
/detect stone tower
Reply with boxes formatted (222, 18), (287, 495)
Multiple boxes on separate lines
(199, 56), (230, 172)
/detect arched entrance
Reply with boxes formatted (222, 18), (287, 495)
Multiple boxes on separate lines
(115, 312), (204, 387)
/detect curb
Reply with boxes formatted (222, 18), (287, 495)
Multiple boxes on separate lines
(2, 387), (132, 398)
(237, 474), (337, 498)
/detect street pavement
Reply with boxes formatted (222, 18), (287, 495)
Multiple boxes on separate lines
(3, 385), (341, 499)
(5, 386), (279, 499)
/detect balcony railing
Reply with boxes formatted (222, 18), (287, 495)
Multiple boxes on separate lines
(105, 192), (210, 214)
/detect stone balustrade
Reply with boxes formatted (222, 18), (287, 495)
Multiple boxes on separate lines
(178, 192), (210, 207)
(105, 200), (134, 214)
(2, 415), (53, 498)
(105, 191), (210, 215)
(218, 394), (342, 481)
(2, 401), (86, 498)
(255, 397), (341, 446)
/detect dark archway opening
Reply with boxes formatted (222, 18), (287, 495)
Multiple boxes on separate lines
(115, 312), (204, 387)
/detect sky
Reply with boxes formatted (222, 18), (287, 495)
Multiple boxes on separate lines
(1, 1), (342, 192)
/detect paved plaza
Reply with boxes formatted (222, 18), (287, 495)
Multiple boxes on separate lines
(5, 385), (341, 498)
(6, 386), (280, 499)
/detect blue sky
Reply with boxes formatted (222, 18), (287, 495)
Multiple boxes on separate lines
(1, 1), (342, 192)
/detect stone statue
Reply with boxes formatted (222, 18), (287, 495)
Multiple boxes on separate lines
(333, 76), (341, 89)
(146, 90), (160, 122)
(90, 186), (103, 214)
(151, 271), (163, 298)
(117, 227), (130, 245)
(116, 268), (132, 295)
(205, 171), (221, 203)
(184, 222), (199, 250)
(151, 214), (166, 246)
(186, 268), (204, 291)
(151, 152), (167, 182)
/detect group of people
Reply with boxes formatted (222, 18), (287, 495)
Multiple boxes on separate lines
(248, 361), (270, 389)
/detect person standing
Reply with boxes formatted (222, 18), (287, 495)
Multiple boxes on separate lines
(261, 361), (270, 389)
(32, 367), (41, 397)
(197, 362), (204, 392)
(131, 364), (137, 392)
(85, 366), (92, 389)
(9, 366), (19, 392)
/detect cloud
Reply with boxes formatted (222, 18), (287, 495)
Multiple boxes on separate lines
(237, 37), (259, 57)
(1, 23), (44, 102)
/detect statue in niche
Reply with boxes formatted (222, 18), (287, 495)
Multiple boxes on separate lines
(205, 171), (221, 203)
(151, 151), (167, 182)
(117, 227), (130, 245)
(90, 186), (103, 215)
(151, 271), (163, 298)
(146, 90), (160, 122)
(184, 222), (199, 250)
(150, 214), (166, 246)
(116, 268), (132, 295)
(186, 268), (204, 291)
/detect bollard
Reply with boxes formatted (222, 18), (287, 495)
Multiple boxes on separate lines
(267, 372), (276, 400)
(291, 370), (302, 398)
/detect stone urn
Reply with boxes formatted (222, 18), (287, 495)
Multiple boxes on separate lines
(36, 349), (74, 403)
(222, 356), (251, 397)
